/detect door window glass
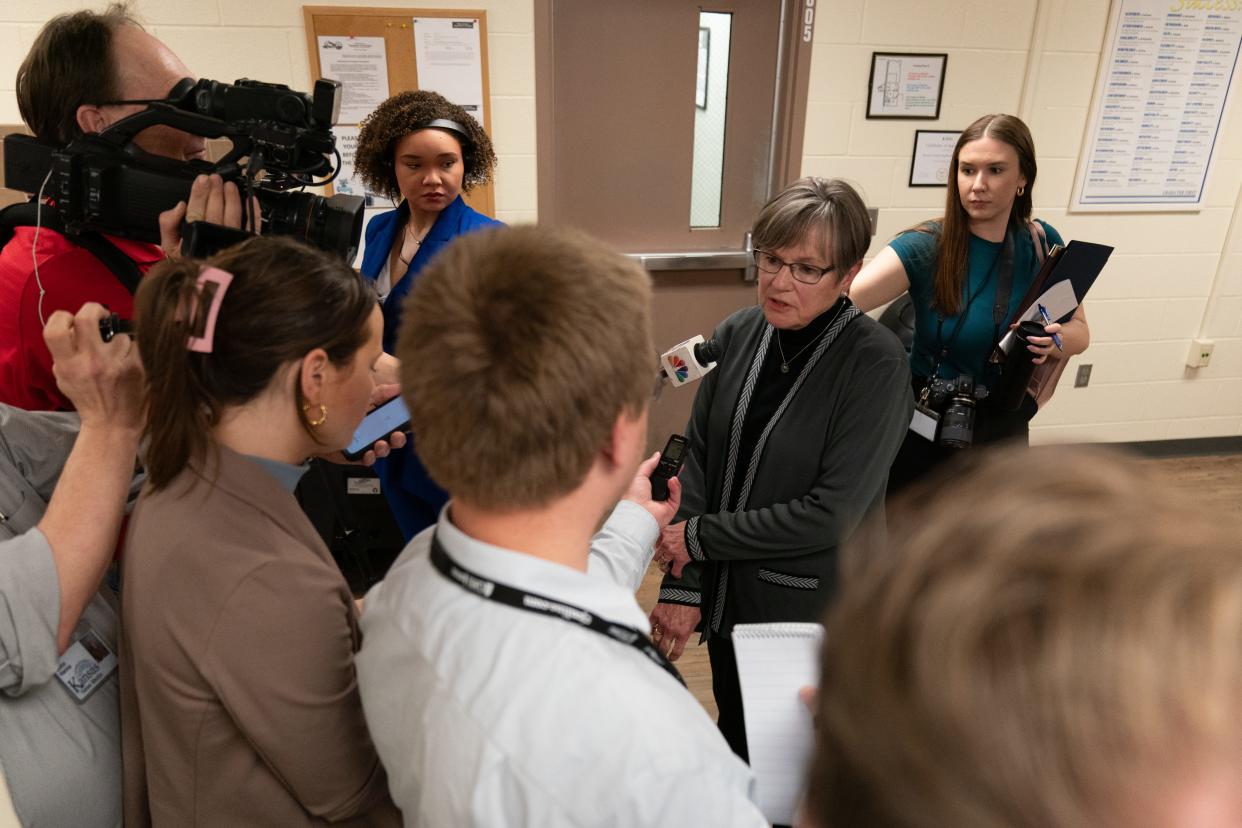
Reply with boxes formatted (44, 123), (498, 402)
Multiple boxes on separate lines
(690, 12), (733, 228)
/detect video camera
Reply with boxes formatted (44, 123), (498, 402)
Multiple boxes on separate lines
(2, 77), (364, 262)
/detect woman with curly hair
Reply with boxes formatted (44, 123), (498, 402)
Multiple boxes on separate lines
(354, 90), (502, 538)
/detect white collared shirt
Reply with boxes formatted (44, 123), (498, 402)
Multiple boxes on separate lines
(357, 501), (767, 827)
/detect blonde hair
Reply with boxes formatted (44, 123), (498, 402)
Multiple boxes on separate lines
(396, 225), (654, 509)
(809, 444), (1242, 828)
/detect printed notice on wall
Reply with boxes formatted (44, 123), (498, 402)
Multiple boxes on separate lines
(317, 36), (390, 125)
(329, 125), (383, 208)
(412, 18), (485, 115)
(1071, 0), (1242, 212)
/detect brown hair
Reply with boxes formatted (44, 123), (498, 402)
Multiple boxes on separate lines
(752, 177), (873, 280)
(914, 114), (1038, 314)
(354, 90), (497, 200)
(135, 236), (376, 490)
(396, 225), (654, 509)
(808, 445), (1242, 828)
(16, 3), (139, 145)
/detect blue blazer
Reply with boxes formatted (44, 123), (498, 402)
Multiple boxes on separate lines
(361, 195), (503, 354)
(360, 196), (503, 539)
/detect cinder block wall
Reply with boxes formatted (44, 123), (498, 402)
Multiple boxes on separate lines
(0, 0), (537, 224)
(803, 0), (1242, 444)
(4, 1), (1239, 444)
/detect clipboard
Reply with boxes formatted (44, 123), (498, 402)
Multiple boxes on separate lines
(996, 239), (1113, 356)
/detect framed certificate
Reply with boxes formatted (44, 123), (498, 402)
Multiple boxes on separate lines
(909, 130), (959, 187)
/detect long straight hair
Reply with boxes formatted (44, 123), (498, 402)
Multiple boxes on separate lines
(134, 236), (375, 490)
(916, 114), (1038, 315)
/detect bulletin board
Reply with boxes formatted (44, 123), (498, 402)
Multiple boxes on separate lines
(303, 5), (495, 217)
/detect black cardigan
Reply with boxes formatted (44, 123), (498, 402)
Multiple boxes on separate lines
(659, 304), (912, 636)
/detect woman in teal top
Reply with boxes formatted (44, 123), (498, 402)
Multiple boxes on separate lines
(851, 113), (1090, 491)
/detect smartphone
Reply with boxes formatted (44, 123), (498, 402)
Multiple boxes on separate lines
(650, 434), (688, 502)
(343, 395), (411, 461)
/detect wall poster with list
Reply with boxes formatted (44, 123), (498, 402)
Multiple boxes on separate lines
(1071, 0), (1242, 212)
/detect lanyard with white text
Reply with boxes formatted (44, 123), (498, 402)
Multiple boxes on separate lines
(429, 534), (686, 687)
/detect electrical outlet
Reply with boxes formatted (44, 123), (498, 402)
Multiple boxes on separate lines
(1075, 363), (1092, 388)
(1186, 338), (1215, 368)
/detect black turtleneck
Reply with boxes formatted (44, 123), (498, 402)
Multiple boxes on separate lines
(724, 297), (847, 511)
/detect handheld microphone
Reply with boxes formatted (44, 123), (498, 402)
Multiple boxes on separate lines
(659, 335), (721, 388)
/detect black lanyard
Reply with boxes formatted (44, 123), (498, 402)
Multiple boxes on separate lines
(429, 534), (686, 687)
(927, 228), (1015, 382)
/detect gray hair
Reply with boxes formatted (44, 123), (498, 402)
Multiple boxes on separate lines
(751, 177), (872, 281)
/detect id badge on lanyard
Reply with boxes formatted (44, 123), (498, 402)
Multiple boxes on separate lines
(909, 404), (940, 441)
(55, 626), (118, 704)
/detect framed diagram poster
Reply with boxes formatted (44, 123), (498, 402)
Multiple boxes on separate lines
(866, 52), (947, 119)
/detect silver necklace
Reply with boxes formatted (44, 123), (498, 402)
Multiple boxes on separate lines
(774, 300), (847, 373)
(775, 330), (820, 373)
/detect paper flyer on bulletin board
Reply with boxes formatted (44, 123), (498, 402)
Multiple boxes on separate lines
(316, 35), (390, 125)
(1070, 0), (1242, 212)
(331, 125), (383, 208)
(412, 17), (485, 115)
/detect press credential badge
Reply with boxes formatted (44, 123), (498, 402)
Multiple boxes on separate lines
(55, 629), (118, 703)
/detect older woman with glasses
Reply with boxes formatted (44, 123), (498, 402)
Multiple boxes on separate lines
(650, 177), (912, 761)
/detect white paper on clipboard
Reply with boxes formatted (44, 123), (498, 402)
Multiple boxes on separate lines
(412, 18), (485, 116)
(996, 279), (1078, 356)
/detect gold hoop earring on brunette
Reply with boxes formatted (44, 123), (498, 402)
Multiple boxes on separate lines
(1017, 185), (1025, 197)
(302, 403), (328, 427)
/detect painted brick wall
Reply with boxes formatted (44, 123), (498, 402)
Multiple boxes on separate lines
(5, 2), (1240, 443)
(0, 0), (536, 223)
(803, 0), (1242, 444)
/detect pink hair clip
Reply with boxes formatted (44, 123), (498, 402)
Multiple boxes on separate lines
(185, 266), (234, 353)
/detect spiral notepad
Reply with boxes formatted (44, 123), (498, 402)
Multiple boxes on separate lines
(732, 622), (823, 826)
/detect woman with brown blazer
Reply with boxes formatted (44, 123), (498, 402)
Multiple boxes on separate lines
(120, 237), (401, 826)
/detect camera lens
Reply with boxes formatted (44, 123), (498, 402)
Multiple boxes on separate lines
(938, 397), (976, 449)
(256, 190), (363, 263)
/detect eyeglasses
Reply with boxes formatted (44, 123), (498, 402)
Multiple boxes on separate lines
(652, 369), (666, 403)
(752, 249), (836, 285)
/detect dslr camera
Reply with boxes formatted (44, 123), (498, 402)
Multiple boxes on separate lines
(925, 375), (989, 449)
(3, 77), (363, 261)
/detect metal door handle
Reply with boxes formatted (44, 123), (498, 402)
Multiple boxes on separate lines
(628, 232), (757, 282)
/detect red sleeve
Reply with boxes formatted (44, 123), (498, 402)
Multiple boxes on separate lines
(17, 248), (138, 411)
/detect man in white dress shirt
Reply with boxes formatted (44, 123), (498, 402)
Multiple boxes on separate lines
(356, 225), (768, 827)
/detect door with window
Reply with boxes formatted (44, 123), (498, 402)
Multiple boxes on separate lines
(536, 0), (814, 446)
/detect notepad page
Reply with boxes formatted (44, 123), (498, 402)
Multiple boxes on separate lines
(732, 622), (823, 826)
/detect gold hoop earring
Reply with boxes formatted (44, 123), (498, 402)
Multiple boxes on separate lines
(302, 403), (328, 427)
(1017, 185), (1025, 197)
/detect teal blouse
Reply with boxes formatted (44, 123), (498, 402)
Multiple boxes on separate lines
(889, 219), (1063, 384)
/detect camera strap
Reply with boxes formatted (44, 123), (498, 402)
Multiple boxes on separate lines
(0, 200), (143, 295)
(924, 227), (1015, 393)
(429, 532), (686, 688)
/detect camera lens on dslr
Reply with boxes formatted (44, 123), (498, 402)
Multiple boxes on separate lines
(938, 377), (983, 449)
